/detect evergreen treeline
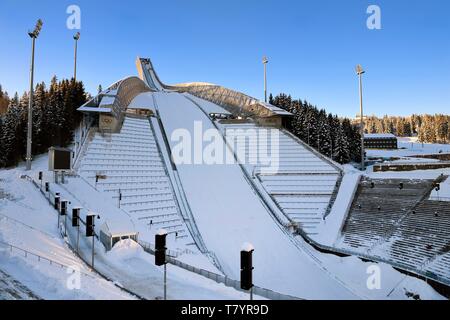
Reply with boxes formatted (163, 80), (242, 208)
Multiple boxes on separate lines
(0, 85), (9, 115)
(0, 77), (88, 168)
(270, 93), (362, 164)
(365, 114), (450, 144)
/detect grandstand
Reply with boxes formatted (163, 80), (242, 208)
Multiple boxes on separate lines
(79, 116), (192, 246)
(220, 122), (342, 236)
(338, 177), (450, 287)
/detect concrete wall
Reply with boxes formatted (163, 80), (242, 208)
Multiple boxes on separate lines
(255, 116), (283, 128)
(99, 114), (119, 132)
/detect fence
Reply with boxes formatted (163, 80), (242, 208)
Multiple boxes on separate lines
(166, 256), (301, 300)
(138, 240), (301, 300)
(0, 240), (97, 280)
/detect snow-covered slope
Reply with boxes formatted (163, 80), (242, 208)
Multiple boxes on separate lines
(0, 156), (264, 300)
(151, 91), (359, 299)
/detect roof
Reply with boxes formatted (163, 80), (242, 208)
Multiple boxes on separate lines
(364, 133), (397, 139)
(77, 106), (112, 113)
(100, 219), (137, 237)
(99, 95), (116, 107)
(259, 102), (292, 116)
(127, 92), (155, 111)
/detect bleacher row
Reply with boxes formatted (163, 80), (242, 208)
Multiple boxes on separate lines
(79, 116), (191, 243)
(222, 123), (341, 235)
(339, 178), (450, 285)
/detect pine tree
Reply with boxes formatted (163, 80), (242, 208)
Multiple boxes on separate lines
(0, 99), (24, 167)
(333, 123), (350, 164)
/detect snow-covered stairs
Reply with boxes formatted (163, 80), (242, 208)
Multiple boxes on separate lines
(222, 123), (341, 236)
(79, 116), (191, 244)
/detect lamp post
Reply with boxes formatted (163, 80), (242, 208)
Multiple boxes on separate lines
(73, 32), (80, 81)
(26, 19), (43, 171)
(262, 56), (268, 103)
(356, 64), (366, 171)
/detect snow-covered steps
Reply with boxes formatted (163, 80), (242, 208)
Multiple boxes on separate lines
(221, 123), (341, 236)
(79, 116), (192, 245)
(337, 178), (450, 286)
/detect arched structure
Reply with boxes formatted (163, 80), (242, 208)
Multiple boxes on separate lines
(78, 76), (151, 132)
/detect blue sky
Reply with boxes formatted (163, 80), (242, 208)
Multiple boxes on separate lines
(0, 0), (449, 117)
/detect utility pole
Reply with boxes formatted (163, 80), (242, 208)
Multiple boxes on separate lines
(263, 56), (268, 103)
(73, 32), (80, 81)
(26, 19), (43, 171)
(356, 65), (366, 171)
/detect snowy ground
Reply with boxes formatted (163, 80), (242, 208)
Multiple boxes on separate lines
(367, 137), (450, 159)
(151, 91), (446, 300)
(0, 155), (260, 300)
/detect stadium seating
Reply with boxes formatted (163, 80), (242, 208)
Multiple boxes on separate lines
(339, 178), (450, 285)
(79, 116), (191, 243)
(222, 123), (341, 235)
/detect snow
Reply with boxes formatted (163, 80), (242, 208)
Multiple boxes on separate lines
(259, 102), (292, 116)
(100, 219), (137, 237)
(157, 228), (168, 236)
(365, 133), (396, 139)
(0, 156), (263, 300)
(367, 137), (450, 158)
(153, 91), (361, 299)
(314, 168), (362, 246)
(127, 92), (156, 111)
(77, 106), (112, 113)
(241, 242), (254, 252)
(184, 93), (231, 115)
(429, 176), (450, 201)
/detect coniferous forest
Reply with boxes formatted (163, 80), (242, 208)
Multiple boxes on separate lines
(270, 93), (362, 164)
(0, 77), (88, 168)
(364, 114), (450, 144)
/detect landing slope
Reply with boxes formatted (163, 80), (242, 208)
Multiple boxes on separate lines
(153, 91), (357, 299)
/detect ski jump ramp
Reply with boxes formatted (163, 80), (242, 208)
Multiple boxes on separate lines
(148, 91), (357, 299)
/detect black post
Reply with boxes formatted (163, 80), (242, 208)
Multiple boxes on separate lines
(86, 214), (95, 268)
(55, 194), (60, 227)
(72, 208), (80, 253)
(60, 200), (67, 237)
(155, 230), (168, 300)
(241, 244), (254, 300)
(38, 171), (43, 189)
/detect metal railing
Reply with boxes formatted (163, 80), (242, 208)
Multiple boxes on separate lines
(0, 240), (97, 280)
(137, 241), (301, 300)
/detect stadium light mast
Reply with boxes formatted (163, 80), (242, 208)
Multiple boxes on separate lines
(356, 64), (366, 171)
(263, 56), (269, 103)
(26, 19), (43, 171)
(73, 32), (80, 82)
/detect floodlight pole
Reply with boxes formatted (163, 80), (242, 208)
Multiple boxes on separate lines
(73, 33), (80, 81)
(263, 56), (268, 103)
(26, 37), (36, 171)
(25, 20), (42, 171)
(357, 65), (366, 171)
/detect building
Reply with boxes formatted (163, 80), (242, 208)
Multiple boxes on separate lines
(364, 133), (398, 149)
(99, 219), (139, 251)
